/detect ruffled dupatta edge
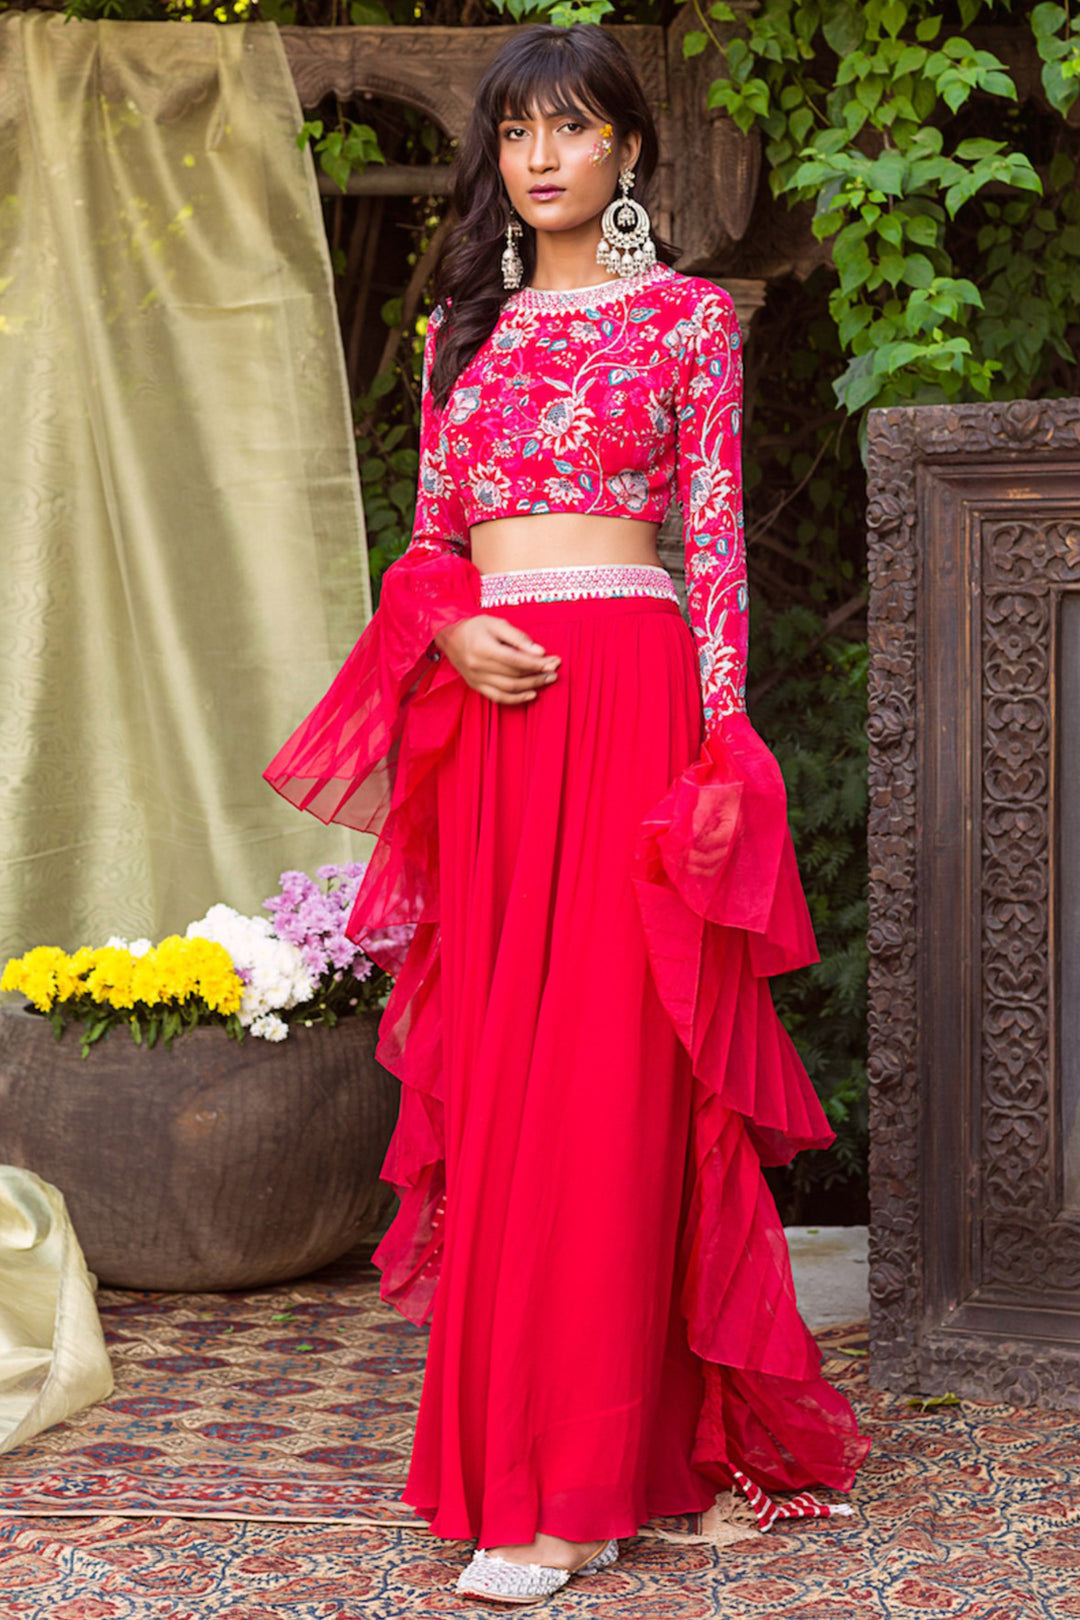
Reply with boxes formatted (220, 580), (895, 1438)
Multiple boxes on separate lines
(262, 547), (480, 1330)
(632, 709), (870, 1521)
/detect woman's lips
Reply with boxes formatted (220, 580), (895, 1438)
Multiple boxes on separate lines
(529, 186), (565, 200)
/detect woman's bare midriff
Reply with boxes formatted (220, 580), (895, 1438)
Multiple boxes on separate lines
(469, 513), (662, 575)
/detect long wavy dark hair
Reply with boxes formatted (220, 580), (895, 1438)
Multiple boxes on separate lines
(429, 24), (677, 408)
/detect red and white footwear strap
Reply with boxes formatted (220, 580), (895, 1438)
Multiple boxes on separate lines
(732, 1468), (855, 1533)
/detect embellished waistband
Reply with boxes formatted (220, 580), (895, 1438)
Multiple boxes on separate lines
(479, 564), (678, 608)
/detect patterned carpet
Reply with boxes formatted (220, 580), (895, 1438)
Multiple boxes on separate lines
(1, 1246), (1079, 1617)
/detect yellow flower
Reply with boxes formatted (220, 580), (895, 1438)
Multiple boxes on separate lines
(1, 946), (75, 1011)
(121, 936), (243, 1013)
(151, 935), (199, 1002)
(196, 951), (244, 1015)
(131, 952), (163, 1006)
(5, 931), (243, 1027)
(53, 956), (83, 1002)
(84, 946), (136, 1010)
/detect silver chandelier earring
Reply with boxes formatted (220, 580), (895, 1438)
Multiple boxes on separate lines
(597, 165), (656, 278)
(501, 211), (524, 291)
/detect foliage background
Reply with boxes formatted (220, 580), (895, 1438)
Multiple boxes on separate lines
(9, 0), (1080, 1215)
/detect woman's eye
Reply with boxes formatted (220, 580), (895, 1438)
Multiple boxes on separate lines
(560, 122), (584, 134)
(501, 126), (527, 140)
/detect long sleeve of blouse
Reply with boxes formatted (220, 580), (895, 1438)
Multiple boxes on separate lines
(674, 287), (748, 736)
(410, 305), (470, 562)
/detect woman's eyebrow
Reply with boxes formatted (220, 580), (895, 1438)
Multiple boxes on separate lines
(500, 105), (593, 124)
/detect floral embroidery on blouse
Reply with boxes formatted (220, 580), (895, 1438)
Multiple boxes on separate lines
(411, 308), (470, 560)
(406, 264), (748, 732)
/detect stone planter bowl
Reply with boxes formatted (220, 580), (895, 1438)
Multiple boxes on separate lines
(0, 1003), (400, 1291)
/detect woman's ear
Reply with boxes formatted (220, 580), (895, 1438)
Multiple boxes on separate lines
(620, 129), (643, 174)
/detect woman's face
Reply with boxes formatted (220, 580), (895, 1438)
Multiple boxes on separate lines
(497, 101), (642, 237)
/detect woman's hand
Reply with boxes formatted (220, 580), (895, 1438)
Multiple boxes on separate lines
(434, 616), (560, 705)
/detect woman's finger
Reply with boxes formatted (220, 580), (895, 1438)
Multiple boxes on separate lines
(468, 652), (558, 684)
(479, 670), (557, 694)
(476, 683), (540, 706)
(474, 644), (560, 677)
(484, 618), (561, 673)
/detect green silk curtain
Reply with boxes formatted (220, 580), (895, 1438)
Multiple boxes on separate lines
(0, 13), (370, 956)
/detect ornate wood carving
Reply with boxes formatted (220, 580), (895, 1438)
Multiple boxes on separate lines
(867, 398), (1080, 1407)
(865, 407), (921, 1391)
(280, 26), (481, 137)
(666, 5), (761, 272)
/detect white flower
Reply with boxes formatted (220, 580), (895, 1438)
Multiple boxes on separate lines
(544, 475), (581, 503)
(104, 935), (153, 957)
(645, 390), (670, 435)
(419, 445), (455, 499)
(447, 386), (482, 424)
(185, 904), (315, 1026)
(250, 1012), (289, 1042)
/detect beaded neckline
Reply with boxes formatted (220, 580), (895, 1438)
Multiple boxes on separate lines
(505, 262), (673, 313)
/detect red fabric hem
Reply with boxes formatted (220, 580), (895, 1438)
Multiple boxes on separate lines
(403, 1496), (714, 1545)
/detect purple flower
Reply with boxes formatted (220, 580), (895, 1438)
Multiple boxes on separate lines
(261, 865), (382, 989)
(277, 869), (312, 904)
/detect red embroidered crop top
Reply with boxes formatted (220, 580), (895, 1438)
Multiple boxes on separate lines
(411, 261), (747, 734)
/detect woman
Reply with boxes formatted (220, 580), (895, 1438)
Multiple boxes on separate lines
(265, 22), (870, 1606)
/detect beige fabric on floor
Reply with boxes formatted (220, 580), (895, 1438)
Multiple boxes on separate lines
(0, 1166), (113, 1455)
(0, 14), (369, 956)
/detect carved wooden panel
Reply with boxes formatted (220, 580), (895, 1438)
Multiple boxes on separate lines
(867, 398), (1080, 1407)
(281, 25), (480, 136)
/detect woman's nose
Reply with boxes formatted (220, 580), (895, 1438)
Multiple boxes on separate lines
(529, 133), (557, 172)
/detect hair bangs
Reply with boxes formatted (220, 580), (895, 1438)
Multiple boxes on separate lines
(490, 55), (611, 131)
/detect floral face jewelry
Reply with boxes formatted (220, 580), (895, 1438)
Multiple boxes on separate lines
(590, 122), (614, 165)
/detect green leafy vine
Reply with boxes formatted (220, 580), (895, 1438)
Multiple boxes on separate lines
(688, 0), (1080, 425)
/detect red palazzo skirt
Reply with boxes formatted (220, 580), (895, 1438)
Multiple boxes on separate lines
(360, 583), (870, 1544)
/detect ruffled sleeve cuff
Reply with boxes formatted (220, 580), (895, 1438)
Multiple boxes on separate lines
(262, 549), (481, 839)
(632, 710), (830, 1166)
(634, 710), (818, 976)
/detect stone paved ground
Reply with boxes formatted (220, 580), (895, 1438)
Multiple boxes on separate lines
(786, 1224), (869, 1329)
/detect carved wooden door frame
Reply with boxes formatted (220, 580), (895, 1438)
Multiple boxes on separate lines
(867, 398), (1080, 1406)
